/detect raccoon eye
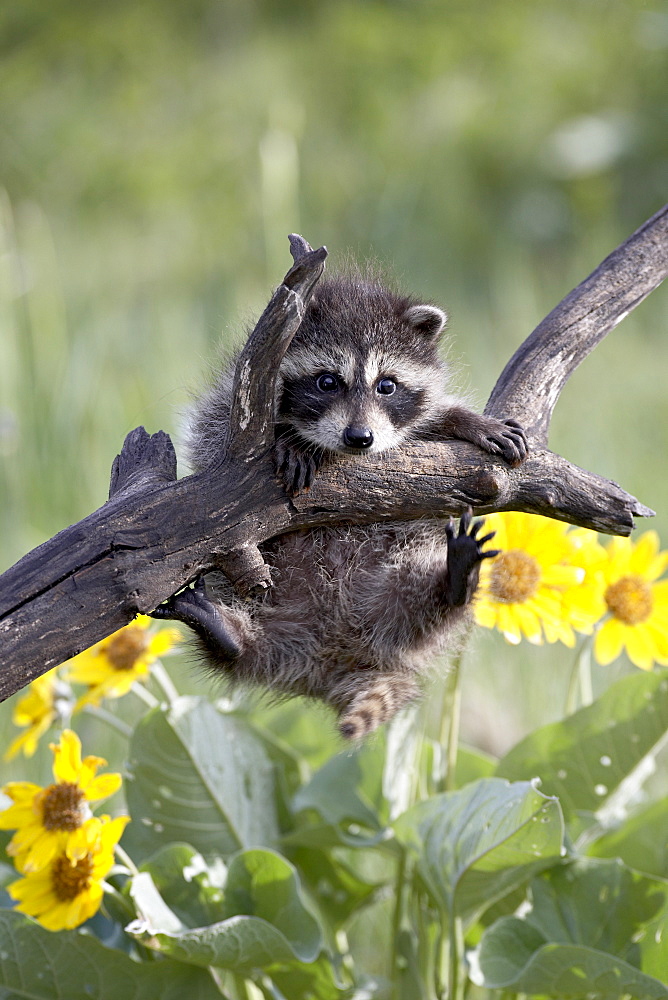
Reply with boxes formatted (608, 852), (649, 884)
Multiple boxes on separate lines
(377, 377), (397, 395)
(316, 373), (340, 392)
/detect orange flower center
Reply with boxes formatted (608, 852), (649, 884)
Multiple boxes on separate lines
(41, 782), (86, 831)
(605, 575), (653, 625)
(51, 852), (94, 901)
(106, 628), (147, 671)
(488, 549), (540, 604)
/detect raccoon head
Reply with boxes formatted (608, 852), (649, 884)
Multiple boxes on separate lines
(277, 277), (451, 456)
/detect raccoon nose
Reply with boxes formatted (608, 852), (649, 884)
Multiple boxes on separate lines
(343, 426), (374, 449)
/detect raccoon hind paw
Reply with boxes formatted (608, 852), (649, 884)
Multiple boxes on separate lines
(150, 576), (241, 660)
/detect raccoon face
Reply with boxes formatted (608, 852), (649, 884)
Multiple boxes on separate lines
(278, 299), (449, 455)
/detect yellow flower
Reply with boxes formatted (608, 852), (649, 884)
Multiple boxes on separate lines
(474, 512), (595, 647)
(62, 615), (181, 708)
(4, 669), (73, 761)
(562, 527), (609, 633)
(7, 814), (128, 931)
(0, 730), (123, 873)
(593, 530), (668, 671)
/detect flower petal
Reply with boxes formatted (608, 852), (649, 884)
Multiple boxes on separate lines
(625, 626), (659, 671)
(51, 730), (83, 783)
(595, 619), (625, 665)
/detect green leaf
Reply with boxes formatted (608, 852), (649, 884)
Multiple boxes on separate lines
(128, 848), (324, 972)
(393, 777), (564, 925)
(496, 670), (668, 827)
(0, 909), (226, 999)
(288, 845), (381, 927)
(123, 697), (280, 862)
(268, 952), (350, 1000)
(529, 859), (668, 969)
(589, 797), (668, 879)
(478, 935), (668, 998)
(477, 857), (668, 997)
(249, 698), (340, 771)
(140, 843), (227, 928)
(221, 847), (322, 954)
(454, 745), (497, 788)
(129, 870), (185, 933)
(293, 740), (387, 834)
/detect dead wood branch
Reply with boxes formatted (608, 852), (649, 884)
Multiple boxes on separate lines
(0, 207), (666, 701)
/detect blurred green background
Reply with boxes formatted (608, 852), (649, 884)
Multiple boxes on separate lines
(1, 0), (668, 774)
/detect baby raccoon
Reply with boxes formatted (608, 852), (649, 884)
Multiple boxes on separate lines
(154, 272), (527, 739)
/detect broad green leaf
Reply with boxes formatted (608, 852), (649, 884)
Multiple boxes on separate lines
(128, 915), (312, 971)
(478, 934), (668, 998)
(249, 719), (310, 821)
(454, 745), (497, 788)
(221, 847), (322, 952)
(288, 846), (381, 927)
(293, 739), (387, 833)
(140, 843), (227, 928)
(129, 870), (185, 932)
(124, 697), (279, 862)
(0, 909), (225, 999)
(249, 698), (340, 771)
(393, 777), (563, 925)
(528, 859), (668, 972)
(281, 821), (387, 851)
(128, 848), (323, 971)
(477, 857), (668, 996)
(497, 670), (668, 826)
(268, 952), (350, 1000)
(589, 797), (668, 879)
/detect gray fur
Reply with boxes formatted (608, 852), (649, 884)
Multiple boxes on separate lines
(180, 272), (526, 739)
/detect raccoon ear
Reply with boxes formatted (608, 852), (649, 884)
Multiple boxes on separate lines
(403, 304), (447, 340)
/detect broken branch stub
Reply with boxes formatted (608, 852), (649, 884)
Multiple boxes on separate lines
(227, 242), (327, 461)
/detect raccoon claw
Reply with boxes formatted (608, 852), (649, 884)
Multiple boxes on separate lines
(274, 439), (322, 496)
(445, 508), (497, 606)
(483, 418), (529, 467)
(150, 576), (240, 659)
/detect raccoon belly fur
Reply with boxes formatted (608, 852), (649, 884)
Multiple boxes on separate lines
(193, 522), (471, 740)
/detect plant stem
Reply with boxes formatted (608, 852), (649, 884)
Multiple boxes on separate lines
(391, 847), (408, 986)
(442, 651), (463, 792)
(448, 915), (464, 1000)
(565, 635), (594, 715)
(83, 704), (133, 738)
(114, 842), (139, 876)
(578, 639), (593, 706)
(151, 660), (180, 704)
(131, 682), (159, 708)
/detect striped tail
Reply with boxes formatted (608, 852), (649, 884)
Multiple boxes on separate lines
(338, 675), (420, 740)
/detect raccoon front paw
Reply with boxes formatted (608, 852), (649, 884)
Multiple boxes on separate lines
(150, 576), (241, 660)
(479, 417), (528, 467)
(274, 438), (322, 496)
(444, 508), (499, 607)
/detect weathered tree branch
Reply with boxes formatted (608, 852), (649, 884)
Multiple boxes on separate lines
(0, 208), (666, 701)
(486, 203), (668, 443)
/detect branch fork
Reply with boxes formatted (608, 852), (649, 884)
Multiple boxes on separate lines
(1, 208), (666, 700)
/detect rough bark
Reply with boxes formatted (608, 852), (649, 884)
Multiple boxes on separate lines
(0, 207), (666, 701)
